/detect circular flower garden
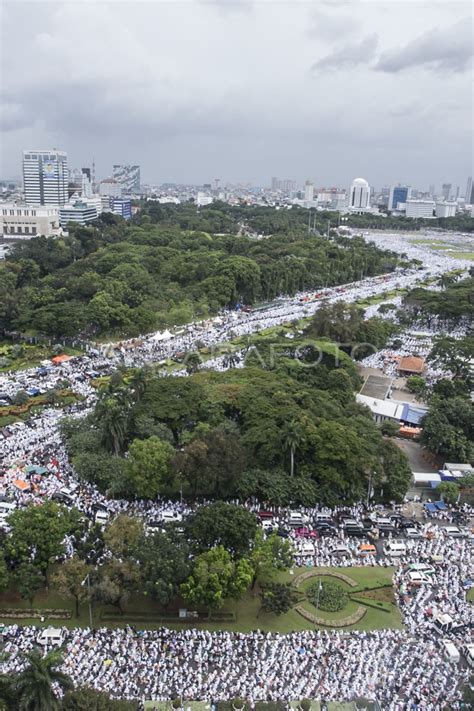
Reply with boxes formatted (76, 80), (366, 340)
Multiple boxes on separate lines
(306, 580), (348, 612)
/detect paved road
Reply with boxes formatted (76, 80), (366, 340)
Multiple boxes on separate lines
(393, 438), (441, 474)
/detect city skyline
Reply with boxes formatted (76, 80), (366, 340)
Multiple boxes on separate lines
(1, 1), (472, 187)
(3, 150), (469, 197)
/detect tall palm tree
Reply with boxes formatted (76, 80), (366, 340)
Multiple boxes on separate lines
(281, 420), (305, 478)
(94, 392), (130, 455)
(129, 366), (150, 402)
(185, 352), (202, 375)
(438, 273), (458, 289)
(13, 649), (73, 711)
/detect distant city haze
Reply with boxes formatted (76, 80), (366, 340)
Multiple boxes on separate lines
(1, 0), (472, 187)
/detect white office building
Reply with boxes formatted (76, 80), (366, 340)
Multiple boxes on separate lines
(22, 150), (68, 206)
(405, 199), (435, 218)
(0, 204), (61, 237)
(196, 192), (213, 206)
(59, 200), (98, 227)
(348, 178), (371, 211)
(435, 202), (457, 218)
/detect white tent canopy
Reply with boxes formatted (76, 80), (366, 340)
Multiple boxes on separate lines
(149, 329), (173, 342)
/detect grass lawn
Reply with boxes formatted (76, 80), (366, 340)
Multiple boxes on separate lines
(467, 588), (474, 603)
(0, 341), (82, 373)
(444, 251), (474, 260)
(0, 391), (82, 427)
(0, 567), (402, 634)
(355, 287), (409, 307)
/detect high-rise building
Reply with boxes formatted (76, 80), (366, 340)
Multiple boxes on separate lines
(304, 180), (314, 202)
(112, 164), (140, 192)
(22, 149), (68, 206)
(388, 185), (411, 211)
(280, 179), (296, 193)
(348, 178), (370, 210)
(429, 184), (435, 198)
(271, 177), (279, 191)
(99, 178), (123, 198)
(441, 183), (452, 201)
(465, 177), (474, 205)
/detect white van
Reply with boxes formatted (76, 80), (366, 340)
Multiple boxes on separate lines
(288, 511), (306, 527)
(408, 563), (435, 576)
(298, 541), (315, 555)
(160, 510), (183, 524)
(315, 513), (333, 523)
(441, 639), (460, 663)
(37, 627), (65, 647)
(94, 509), (109, 527)
(407, 571), (432, 586)
(331, 544), (352, 557)
(383, 541), (407, 557)
(464, 643), (474, 669)
(432, 613), (454, 634)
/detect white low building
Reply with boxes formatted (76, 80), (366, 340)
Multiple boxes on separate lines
(0, 203), (61, 237)
(435, 202), (457, 218)
(405, 199), (435, 218)
(59, 200), (99, 227)
(356, 394), (403, 423)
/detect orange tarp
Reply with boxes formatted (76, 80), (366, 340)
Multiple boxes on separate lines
(51, 354), (72, 364)
(13, 479), (30, 491)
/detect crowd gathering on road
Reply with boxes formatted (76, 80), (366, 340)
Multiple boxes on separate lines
(1, 231), (473, 708)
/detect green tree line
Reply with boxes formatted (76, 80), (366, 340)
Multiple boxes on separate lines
(0, 210), (398, 339)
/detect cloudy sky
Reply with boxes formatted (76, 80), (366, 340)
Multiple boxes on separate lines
(1, 0), (472, 190)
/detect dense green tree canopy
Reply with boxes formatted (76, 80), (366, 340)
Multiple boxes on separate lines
(0, 207), (399, 338)
(5, 502), (82, 578)
(186, 502), (258, 557)
(62, 332), (410, 506)
(403, 277), (474, 324)
(421, 394), (474, 463)
(180, 545), (253, 615)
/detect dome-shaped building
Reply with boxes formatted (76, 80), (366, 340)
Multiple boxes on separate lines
(348, 177), (370, 210)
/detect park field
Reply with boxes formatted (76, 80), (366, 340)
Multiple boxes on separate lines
(0, 566), (402, 634)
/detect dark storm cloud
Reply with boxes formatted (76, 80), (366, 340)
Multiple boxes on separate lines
(311, 33), (378, 71)
(0, 0), (471, 187)
(375, 19), (473, 73)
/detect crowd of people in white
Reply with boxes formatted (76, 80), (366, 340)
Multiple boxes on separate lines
(1, 231), (473, 707)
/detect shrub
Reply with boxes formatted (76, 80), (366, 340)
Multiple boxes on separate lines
(300, 699), (312, 711)
(307, 580), (348, 612)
